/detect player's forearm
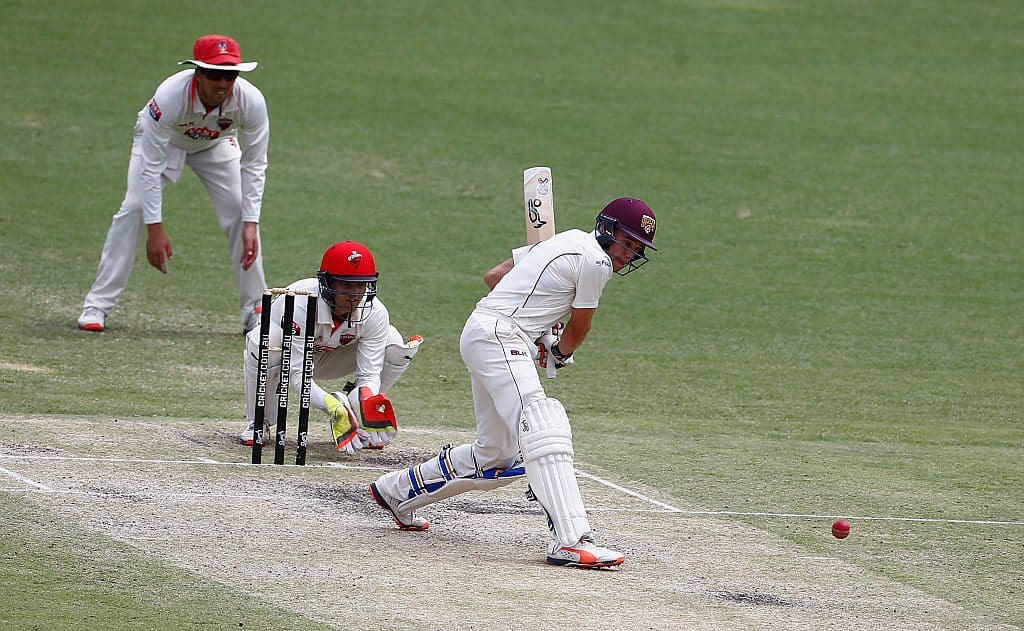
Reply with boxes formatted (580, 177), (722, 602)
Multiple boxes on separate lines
(309, 381), (330, 412)
(558, 308), (596, 355)
(484, 258), (514, 289)
(556, 326), (588, 356)
(239, 119), (269, 222)
(239, 167), (266, 222)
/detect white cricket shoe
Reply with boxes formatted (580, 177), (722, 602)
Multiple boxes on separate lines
(239, 419), (270, 446)
(369, 482), (429, 531)
(77, 307), (106, 332)
(546, 534), (624, 569)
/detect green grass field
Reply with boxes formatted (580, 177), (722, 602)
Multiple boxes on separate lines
(1, 1), (1022, 628)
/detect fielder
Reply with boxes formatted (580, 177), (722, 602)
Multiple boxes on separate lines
(240, 241), (423, 454)
(369, 198), (658, 569)
(78, 34), (269, 334)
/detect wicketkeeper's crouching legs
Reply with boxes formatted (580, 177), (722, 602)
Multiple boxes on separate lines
(379, 332), (423, 394)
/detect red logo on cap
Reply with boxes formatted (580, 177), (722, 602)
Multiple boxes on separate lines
(347, 251), (362, 266)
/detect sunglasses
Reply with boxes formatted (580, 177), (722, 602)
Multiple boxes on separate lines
(201, 69), (239, 81)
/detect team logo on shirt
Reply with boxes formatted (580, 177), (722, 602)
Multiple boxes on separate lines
(339, 334), (356, 345)
(147, 99), (162, 121)
(217, 117), (233, 130)
(184, 126), (221, 140)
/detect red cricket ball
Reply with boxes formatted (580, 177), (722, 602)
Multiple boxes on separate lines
(831, 520), (851, 539)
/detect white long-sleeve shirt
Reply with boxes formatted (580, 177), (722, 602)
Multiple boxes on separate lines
(136, 69), (270, 224)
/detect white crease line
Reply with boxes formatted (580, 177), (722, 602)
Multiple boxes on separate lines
(0, 453), (386, 471)
(575, 468), (683, 512)
(0, 465), (52, 491)
(2, 487), (333, 503)
(574, 469), (1024, 526)
(660, 510), (1024, 526)
(4, 453), (1023, 526)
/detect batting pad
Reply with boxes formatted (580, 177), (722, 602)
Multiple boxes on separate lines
(397, 443), (523, 511)
(519, 398), (590, 547)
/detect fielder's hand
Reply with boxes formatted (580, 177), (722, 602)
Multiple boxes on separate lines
(348, 386), (398, 449)
(325, 391), (366, 454)
(145, 223), (173, 273)
(240, 222), (259, 271)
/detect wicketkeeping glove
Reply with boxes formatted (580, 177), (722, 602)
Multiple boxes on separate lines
(348, 386), (399, 449)
(325, 391), (366, 454)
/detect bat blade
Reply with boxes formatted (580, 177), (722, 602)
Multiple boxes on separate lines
(524, 166), (555, 245)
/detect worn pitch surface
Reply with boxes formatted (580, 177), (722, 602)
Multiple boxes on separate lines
(0, 415), (1003, 630)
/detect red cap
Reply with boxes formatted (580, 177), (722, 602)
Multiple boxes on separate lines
(179, 35), (258, 72)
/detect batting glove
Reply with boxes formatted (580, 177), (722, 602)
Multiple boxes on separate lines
(535, 330), (573, 377)
(325, 391), (366, 454)
(348, 386), (399, 449)
(549, 343), (574, 369)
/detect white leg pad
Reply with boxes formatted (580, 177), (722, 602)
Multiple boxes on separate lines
(396, 443), (524, 511)
(519, 398), (590, 547)
(379, 330), (423, 393)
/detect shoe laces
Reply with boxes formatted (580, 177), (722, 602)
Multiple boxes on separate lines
(551, 533), (597, 551)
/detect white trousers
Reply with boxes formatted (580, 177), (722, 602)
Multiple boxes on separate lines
(82, 136), (266, 327)
(375, 310), (547, 500)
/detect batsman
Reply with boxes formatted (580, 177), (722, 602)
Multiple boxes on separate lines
(370, 188), (658, 569)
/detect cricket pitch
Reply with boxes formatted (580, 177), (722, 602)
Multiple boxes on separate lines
(0, 415), (1004, 630)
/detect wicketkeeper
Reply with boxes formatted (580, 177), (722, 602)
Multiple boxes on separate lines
(240, 241), (423, 454)
(369, 198), (657, 569)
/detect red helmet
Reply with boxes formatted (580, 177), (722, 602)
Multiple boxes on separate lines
(595, 198), (657, 275)
(317, 241), (379, 323)
(319, 241), (378, 280)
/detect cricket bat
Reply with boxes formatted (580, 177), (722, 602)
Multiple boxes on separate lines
(524, 166), (555, 245)
(523, 166), (558, 378)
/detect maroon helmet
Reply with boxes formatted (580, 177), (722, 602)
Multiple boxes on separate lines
(595, 197), (657, 275)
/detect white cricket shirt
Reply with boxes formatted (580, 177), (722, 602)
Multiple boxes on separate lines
(476, 229), (612, 340)
(136, 69), (270, 224)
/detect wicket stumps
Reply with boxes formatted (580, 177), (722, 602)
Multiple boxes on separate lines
(251, 288), (318, 465)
